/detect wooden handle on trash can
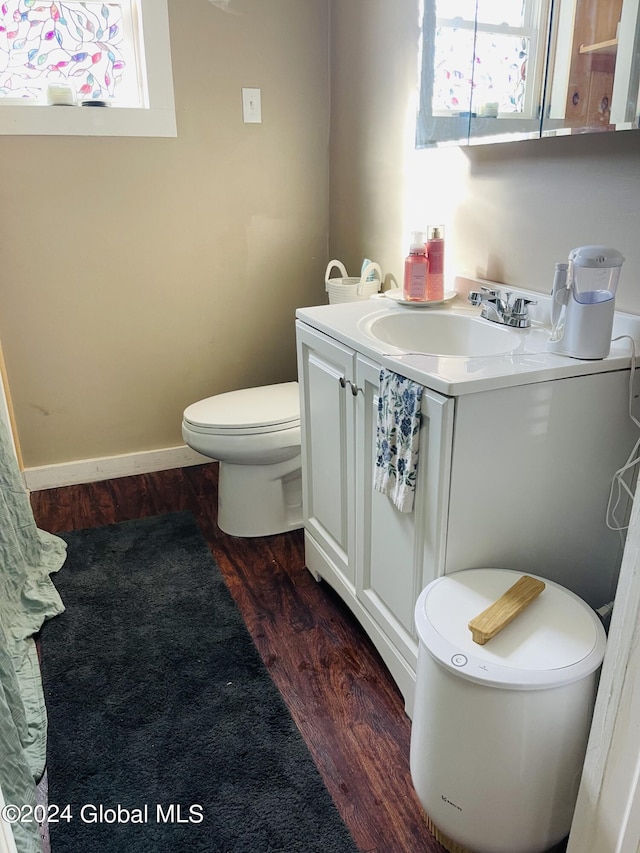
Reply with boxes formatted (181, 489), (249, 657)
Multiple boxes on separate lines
(468, 575), (546, 645)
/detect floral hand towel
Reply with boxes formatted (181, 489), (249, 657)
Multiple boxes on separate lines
(374, 369), (423, 512)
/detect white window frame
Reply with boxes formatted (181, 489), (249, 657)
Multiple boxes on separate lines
(0, 0), (175, 137)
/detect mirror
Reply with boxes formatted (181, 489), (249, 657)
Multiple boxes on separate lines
(416, 0), (640, 147)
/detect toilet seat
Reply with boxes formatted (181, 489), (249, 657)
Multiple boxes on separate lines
(183, 381), (300, 436)
(181, 381), (302, 536)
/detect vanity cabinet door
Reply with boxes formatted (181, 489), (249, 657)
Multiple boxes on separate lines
(296, 322), (456, 712)
(296, 322), (357, 592)
(355, 355), (455, 671)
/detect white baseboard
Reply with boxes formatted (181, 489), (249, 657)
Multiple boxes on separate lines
(23, 445), (213, 492)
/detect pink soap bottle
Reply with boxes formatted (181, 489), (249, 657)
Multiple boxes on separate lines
(426, 225), (445, 301)
(403, 231), (428, 302)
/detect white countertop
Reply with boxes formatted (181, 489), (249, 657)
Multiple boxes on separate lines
(296, 280), (640, 396)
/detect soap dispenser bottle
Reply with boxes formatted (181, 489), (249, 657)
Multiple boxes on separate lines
(426, 225), (445, 301)
(403, 231), (428, 302)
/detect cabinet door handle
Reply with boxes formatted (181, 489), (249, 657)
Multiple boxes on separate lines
(338, 376), (361, 396)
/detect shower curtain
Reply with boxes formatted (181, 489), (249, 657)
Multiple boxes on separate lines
(0, 417), (66, 853)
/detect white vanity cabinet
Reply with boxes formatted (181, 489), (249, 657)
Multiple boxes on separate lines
(296, 322), (454, 707)
(296, 307), (636, 715)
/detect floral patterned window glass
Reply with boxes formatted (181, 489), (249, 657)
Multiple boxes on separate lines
(432, 25), (475, 115)
(0, 1), (144, 106)
(433, 28), (530, 115)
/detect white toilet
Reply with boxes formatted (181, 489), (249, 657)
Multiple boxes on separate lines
(181, 382), (302, 538)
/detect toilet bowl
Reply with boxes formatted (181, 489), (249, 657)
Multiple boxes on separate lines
(182, 382), (302, 538)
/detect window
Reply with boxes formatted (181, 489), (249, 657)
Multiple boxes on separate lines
(0, 0), (175, 136)
(417, 0), (551, 146)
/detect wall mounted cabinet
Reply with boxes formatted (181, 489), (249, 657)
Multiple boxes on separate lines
(417, 0), (640, 147)
(544, 0), (640, 136)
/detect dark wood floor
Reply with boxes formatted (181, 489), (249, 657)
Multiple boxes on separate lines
(30, 463), (447, 853)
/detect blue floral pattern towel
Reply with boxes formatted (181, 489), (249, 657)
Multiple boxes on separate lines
(374, 369), (423, 512)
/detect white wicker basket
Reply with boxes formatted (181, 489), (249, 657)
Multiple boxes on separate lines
(325, 260), (382, 304)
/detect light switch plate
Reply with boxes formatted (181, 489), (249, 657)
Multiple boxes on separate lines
(242, 88), (262, 123)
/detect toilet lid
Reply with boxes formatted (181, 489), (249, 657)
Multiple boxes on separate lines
(183, 382), (300, 432)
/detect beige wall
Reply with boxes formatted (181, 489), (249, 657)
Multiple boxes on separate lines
(6, 0), (640, 472)
(0, 0), (329, 469)
(329, 0), (640, 313)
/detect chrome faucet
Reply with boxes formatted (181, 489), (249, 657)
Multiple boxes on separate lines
(468, 286), (537, 329)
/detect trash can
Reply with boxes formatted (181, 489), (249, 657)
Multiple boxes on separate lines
(410, 569), (607, 853)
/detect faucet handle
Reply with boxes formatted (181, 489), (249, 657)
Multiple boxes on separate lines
(468, 285), (499, 307)
(480, 285), (500, 298)
(512, 297), (537, 317)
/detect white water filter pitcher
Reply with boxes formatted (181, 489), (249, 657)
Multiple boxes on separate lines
(547, 245), (624, 359)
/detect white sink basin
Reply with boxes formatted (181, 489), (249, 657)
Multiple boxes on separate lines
(360, 311), (526, 356)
